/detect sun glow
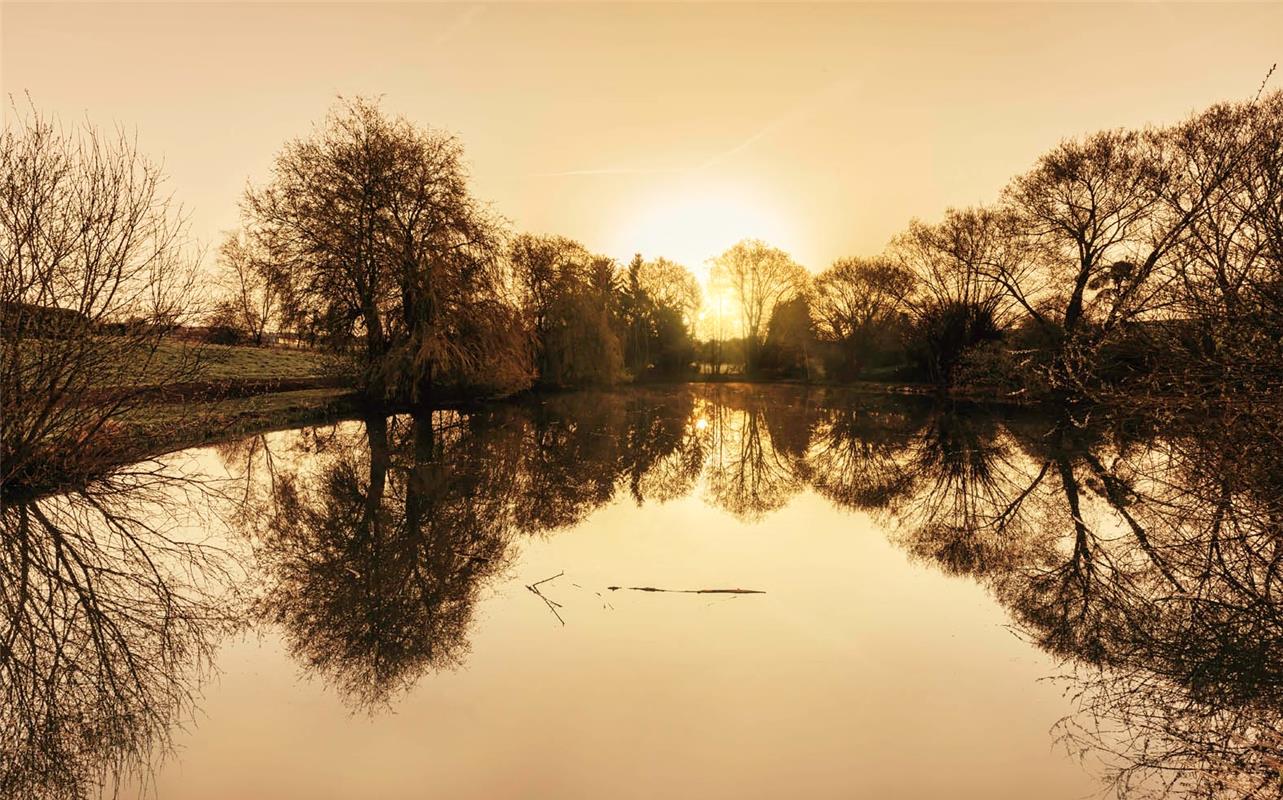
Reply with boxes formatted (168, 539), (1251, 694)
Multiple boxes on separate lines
(608, 178), (799, 291)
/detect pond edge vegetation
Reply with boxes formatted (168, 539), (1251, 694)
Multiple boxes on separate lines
(3, 84), (1282, 497)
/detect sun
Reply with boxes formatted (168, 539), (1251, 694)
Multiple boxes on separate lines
(608, 177), (799, 289)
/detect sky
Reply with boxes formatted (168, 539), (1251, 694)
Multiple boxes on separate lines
(4, 2), (1281, 284)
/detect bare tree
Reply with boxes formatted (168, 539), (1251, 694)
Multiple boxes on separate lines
(889, 209), (1017, 321)
(812, 257), (913, 341)
(637, 256), (702, 325)
(1005, 130), (1169, 337)
(888, 209), (1015, 383)
(711, 239), (807, 372)
(1153, 90), (1283, 400)
(1, 101), (201, 494)
(212, 229), (280, 345)
(987, 92), (1282, 395)
(811, 256), (914, 376)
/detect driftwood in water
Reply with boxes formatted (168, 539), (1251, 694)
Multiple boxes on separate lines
(526, 571), (566, 625)
(605, 586), (765, 594)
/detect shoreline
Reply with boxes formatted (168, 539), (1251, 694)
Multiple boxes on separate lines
(119, 376), (1035, 464)
(15, 375), (1270, 501)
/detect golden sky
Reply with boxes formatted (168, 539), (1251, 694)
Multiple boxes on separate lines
(4, 2), (1281, 282)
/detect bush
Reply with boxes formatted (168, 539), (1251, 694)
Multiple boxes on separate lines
(907, 301), (1002, 385)
(204, 324), (245, 346)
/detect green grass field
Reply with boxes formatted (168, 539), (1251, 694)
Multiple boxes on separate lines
(109, 387), (359, 462)
(170, 340), (341, 382)
(13, 336), (345, 386)
(122, 387), (355, 429)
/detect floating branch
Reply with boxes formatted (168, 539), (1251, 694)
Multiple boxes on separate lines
(526, 571), (566, 625)
(605, 586), (765, 595)
(529, 571), (563, 589)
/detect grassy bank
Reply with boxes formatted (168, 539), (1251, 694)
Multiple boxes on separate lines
(29, 334), (1036, 483)
(113, 387), (362, 459)
(110, 342), (356, 457)
(173, 340), (341, 382)
(15, 336), (341, 385)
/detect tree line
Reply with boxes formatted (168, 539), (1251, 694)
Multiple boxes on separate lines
(0, 97), (705, 491)
(740, 88), (1283, 409)
(3, 89), (1280, 492)
(212, 87), (1283, 408)
(212, 98), (706, 403)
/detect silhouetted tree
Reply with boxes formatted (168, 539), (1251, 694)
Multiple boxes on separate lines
(619, 254), (700, 377)
(758, 295), (814, 378)
(245, 97), (530, 403)
(811, 256), (915, 378)
(711, 239), (807, 373)
(889, 210), (1014, 384)
(1143, 90), (1283, 405)
(998, 108), (1265, 391)
(638, 256), (701, 323)
(1, 103), (202, 495)
(509, 233), (623, 386)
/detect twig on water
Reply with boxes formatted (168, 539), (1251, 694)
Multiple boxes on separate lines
(526, 571), (566, 625)
(530, 571), (563, 588)
(605, 586), (765, 595)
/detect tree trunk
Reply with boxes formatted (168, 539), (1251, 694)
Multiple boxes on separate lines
(362, 304), (387, 401)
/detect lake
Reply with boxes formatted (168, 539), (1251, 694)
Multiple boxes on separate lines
(3, 385), (1280, 799)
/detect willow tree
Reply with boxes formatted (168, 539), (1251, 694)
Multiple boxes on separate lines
(711, 239), (807, 373)
(245, 97), (530, 404)
(508, 233), (622, 386)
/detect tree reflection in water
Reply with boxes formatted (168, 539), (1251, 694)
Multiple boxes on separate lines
(878, 405), (1283, 799)
(701, 386), (812, 521)
(4, 386), (1280, 798)
(251, 411), (523, 707)
(0, 464), (241, 800)
(244, 389), (705, 707)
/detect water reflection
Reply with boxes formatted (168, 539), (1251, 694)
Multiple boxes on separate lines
(881, 406), (1283, 797)
(0, 467), (239, 800)
(4, 386), (1280, 798)
(251, 412), (521, 706)
(702, 386), (811, 521)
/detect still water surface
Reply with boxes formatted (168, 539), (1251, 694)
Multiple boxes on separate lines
(4, 386), (1280, 799)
